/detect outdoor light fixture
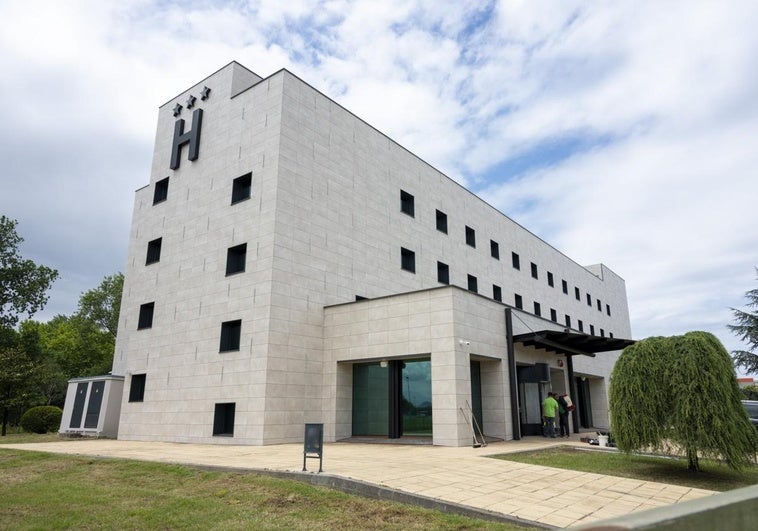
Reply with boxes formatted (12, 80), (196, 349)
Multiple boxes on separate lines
(380, 360), (388, 368)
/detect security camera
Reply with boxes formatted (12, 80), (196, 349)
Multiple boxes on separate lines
(459, 340), (471, 346)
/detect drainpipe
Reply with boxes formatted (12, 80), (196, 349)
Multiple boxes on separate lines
(505, 308), (520, 440)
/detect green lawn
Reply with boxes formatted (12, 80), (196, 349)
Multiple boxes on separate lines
(492, 447), (758, 492)
(0, 430), (61, 444)
(0, 449), (533, 530)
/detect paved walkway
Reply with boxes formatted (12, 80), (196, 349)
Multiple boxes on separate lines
(3, 436), (715, 529)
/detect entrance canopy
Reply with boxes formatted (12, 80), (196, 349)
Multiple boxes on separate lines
(513, 330), (635, 357)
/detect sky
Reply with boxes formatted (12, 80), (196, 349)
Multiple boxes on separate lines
(1, 0), (756, 373)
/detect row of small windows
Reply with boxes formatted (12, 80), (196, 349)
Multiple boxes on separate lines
(152, 172), (253, 206)
(145, 239), (248, 276)
(400, 190), (612, 317)
(137, 304), (243, 352)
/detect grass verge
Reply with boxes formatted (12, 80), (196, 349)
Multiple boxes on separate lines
(0, 430), (61, 444)
(491, 446), (758, 492)
(0, 449), (535, 530)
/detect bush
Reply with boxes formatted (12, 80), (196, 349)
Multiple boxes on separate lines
(20, 406), (63, 434)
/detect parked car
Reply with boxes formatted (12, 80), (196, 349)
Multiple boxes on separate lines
(742, 400), (758, 427)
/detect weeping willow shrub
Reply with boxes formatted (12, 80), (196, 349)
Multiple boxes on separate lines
(611, 332), (757, 471)
(610, 337), (673, 453)
(668, 331), (757, 471)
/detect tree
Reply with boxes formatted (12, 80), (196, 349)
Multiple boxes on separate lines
(0, 342), (37, 436)
(610, 331), (757, 471)
(76, 272), (123, 341)
(0, 216), (59, 329)
(729, 268), (758, 375)
(34, 315), (113, 379)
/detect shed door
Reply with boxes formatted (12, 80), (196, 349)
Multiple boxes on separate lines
(83, 381), (105, 429)
(69, 382), (89, 428)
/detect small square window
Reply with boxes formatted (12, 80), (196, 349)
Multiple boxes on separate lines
(547, 272), (554, 287)
(137, 302), (154, 330)
(512, 252), (520, 270)
(128, 374), (146, 403)
(597, 299), (602, 311)
(465, 226), (476, 248)
(550, 309), (557, 322)
(565, 315), (572, 328)
(575, 287), (580, 300)
(153, 177), (169, 204)
(400, 190), (415, 217)
(578, 320), (584, 332)
(490, 240), (499, 259)
(226, 243), (247, 275)
(586, 293), (592, 306)
(467, 274), (478, 293)
(514, 294), (523, 309)
(231, 172), (252, 204)
(401, 247), (416, 273)
(531, 262), (538, 279)
(493, 285), (502, 302)
(146, 237), (162, 265)
(220, 319), (242, 352)
(590, 324), (596, 336)
(436, 210), (448, 234)
(533, 302), (541, 317)
(213, 403), (235, 436)
(606, 304), (611, 316)
(562, 280), (568, 294)
(437, 262), (449, 285)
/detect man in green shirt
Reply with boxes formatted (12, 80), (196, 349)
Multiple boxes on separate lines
(542, 392), (559, 438)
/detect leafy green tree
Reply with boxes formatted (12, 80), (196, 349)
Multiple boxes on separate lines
(610, 332), (757, 471)
(0, 342), (37, 436)
(34, 315), (113, 379)
(0, 216), (59, 329)
(741, 384), (758, 400)
(76, 272), (123, 341)
(729, 269), (758, 375)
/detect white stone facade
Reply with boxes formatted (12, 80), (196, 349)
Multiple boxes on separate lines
(110, 62), (632, 446)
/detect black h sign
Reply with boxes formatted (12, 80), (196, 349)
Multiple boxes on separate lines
(170, 108), (203, 170)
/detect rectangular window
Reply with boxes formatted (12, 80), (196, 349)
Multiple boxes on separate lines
(219, 319), (242, 352)
(514, 294), (523, 309)
(597, 299), (602, 311)
(575, 287), (580, 300)
(609, 332), (614, 338)
(533, 302), (541, 317)
(531, 262), (538, 279)
(547, 272), (554, 287)
(226, 243), (247, 275)
(493, 284), (502, 302)
(512, 252), (520, 270)
(562, 280), (568, 294)
(153, 177), (169, 204)
(231, 172), (252, 204)
(590, 324), (595, 336)
(565, 315), (572, 328)
(437, 262), (449, 284)
(578, 320), (584, 332)
(606, 304), (611, 316)
(465, 226), (476, 248)
(467, 274), (478, 293)
(550, 309), (557, 322)
(436, 210), (448, 233)
(400, 190), (415, 217)
(490, 240), (499, 259)
(128, 374), (146, 403)
(586, 293), (592, 306)
(137, 302), (154, 330)
(145, 237), (162, 265)
(400, 247), (416, 273)
(213, 403), (235, 436)
(600, 329), (605, 337)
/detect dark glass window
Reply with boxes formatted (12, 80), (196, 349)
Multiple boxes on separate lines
(355, 295), (368, 301)
(490, 240), (499, 259)
(565, 315), (572, 328)
(547, 272), (554, 287)
(590, 324), (595, 336)
(400, 247), (415, 273)
(437, 262), (449, 284)
(512, 252), (520, 270)
(562, 280), (568, 294)
(575, 287), (581, 300)
(493, 285), (502, 302)
(610, 332), (614, 338)
(600, 329), (605, 337)
(465, 226), (476, 248)
(226, 243), (247, 275)
(467, 274), (478, 293)
(137, 302), (154, 330)
(533, 302), (541, 317)
(219, 320), (242, 352)
(153, 177), (169, 204)
(146, 237), (162, 265)
(514, 294), (523, 309)
(606, 304), (611, 316)
(213, 403), (235, 436)
(128, 374), (146, 402)
(231, 173), (252, 204)
(578, 320), (584, 332)
(436, 210), (448, 233)
(400, 190), (415, 217)
(597, 299), (602, 311)
(550, 309), (557, 322)
(587, 293), (592, 306)
(531, 262), (538, 279)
